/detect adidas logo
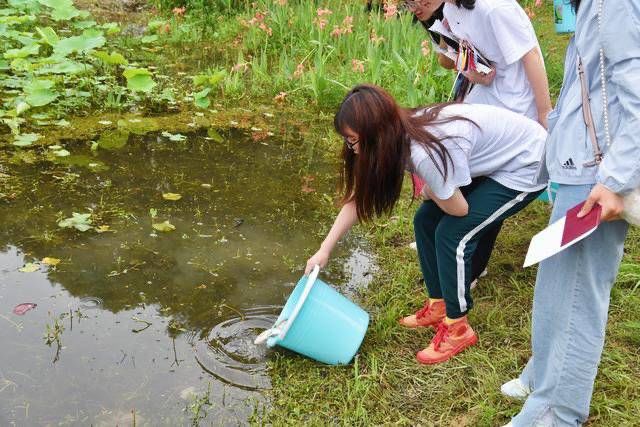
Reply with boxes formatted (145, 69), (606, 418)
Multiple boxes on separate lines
(562, 158), (577, 170)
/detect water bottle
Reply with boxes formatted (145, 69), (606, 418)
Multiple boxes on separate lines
(554, 0), (576, 33)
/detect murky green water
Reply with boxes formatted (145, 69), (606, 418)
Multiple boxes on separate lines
(0, 127), (374, 425)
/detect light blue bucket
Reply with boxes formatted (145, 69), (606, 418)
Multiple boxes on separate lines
(537, 182), (560, 203)
(554, 0), (576, 33)
(254, 265), (369, 365)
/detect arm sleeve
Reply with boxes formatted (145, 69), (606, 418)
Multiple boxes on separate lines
(487, 3), (538, 65)
(596, 1), (640, 194)
(414, 145), (471, 200)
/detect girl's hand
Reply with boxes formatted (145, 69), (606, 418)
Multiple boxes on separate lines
(462, 66), (496, 86)
(305, 249), (330, 275)
(578, 183), (624, 222)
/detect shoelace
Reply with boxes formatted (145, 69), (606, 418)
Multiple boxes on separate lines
(432, 322), (450, 351)
(415, 301), (432, 319)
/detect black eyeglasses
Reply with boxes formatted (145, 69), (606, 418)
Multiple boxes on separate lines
(343, 135), (359, 150)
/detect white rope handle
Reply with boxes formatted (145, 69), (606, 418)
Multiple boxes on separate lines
(254, 265), (320, 345)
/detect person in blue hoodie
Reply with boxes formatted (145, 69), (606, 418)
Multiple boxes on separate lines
(501, 1), (640, 426)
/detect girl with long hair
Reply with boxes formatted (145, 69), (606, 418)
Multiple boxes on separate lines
(306, 85), (547, 364)
(403, 0), (552, 291)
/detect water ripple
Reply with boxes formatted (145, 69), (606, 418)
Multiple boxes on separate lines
(194, 306), (279, 390)
(78, 296), (103, 310)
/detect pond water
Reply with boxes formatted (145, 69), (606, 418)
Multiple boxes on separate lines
(0, 126), (375, 425)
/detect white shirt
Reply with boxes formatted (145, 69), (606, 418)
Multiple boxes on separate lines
(443, 0), (541, 120)
(409, 103), (548, 200)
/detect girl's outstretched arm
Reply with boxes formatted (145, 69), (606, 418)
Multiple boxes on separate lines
(305, 200), (359, 275)
(522, 47), (552, 129)
(422, 185), (469, 217)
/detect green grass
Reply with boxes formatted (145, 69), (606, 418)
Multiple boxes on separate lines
(253, 2), (640, 425)
(264, 195), (640, 425)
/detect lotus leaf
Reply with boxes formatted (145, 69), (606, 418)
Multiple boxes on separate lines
(36, 58), (88, 75)
(101, 22), (120, 35)
(13, 133), (40, 146)
(58, 212), (93, 231)
(162, 193), (182, 201)
(93, 50), (127, 65)
(123, 68), (156, 92)
(36, 26), (59, 46)
(24, 79), (58, 106)
(4, 43), (40, 59)
(194, 87), (211, 109)
(152, 221), (175, 232)
(54, 29), (106, 56)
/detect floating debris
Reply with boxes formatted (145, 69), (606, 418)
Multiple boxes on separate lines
(41, 257), (61, 266)
(19, 263), (39, 273)
(13, 303), (37, 315)
(162, 192), (182, 201)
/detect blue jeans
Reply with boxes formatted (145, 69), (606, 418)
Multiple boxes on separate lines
(512, 184), (629, 426)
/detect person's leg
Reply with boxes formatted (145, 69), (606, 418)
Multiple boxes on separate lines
(471, 221), (502, 280)
(511, 184), (629, 427)
(416, 179), (542, 364)
(437, 180), (541, 319)
(400, 200), (448, 328)
(413, 200), (446, 298)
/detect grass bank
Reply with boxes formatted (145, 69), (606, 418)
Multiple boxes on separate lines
(248, 3), (640, 426)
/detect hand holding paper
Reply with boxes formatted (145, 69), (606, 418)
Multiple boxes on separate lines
(523, 201), (602, 267)
(578, 183), (624, 222)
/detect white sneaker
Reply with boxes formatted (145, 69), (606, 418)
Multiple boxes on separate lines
(500, 378), (531, 400)
(409, 241), (417, 250)
(470, 278), (478, 290)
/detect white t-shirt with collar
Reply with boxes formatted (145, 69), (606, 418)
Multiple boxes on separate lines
(408, 103), (548, 200)
(443, 0), (541, 120)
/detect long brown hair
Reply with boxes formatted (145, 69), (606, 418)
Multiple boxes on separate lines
(334, 84), (472, 221)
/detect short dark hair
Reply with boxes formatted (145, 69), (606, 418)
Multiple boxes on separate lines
(456, 0), (475, 9)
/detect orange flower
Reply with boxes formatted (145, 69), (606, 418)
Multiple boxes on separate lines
(383, 1), (397, 20)
(231, 62), (249, 73)
(274, 91), (287, 103)
(258, 22), (273, 36)
(370, 29), (385, 44)
(351, 59), (365, 73)
(330, 25), (342, 37)
(314, 17), (328, 29)
(342, 16), (354, 34)
(293, 63), (305, 78)
(421, 40), (431, 56)
(275, 0), (287, 4)
(172, 6), (186, 16)
(316, 8), (333, 17)
(525, 6), (535, 19)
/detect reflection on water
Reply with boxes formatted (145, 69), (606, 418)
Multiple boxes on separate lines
(0, 127), (376, 425)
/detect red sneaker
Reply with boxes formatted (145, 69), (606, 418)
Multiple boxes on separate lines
(416, 317), (478, 364)
(398, 299), (446, 328)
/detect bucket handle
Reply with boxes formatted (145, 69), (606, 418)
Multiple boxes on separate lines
(253, 265), (320, 345)
(253, 318), (287, 345)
